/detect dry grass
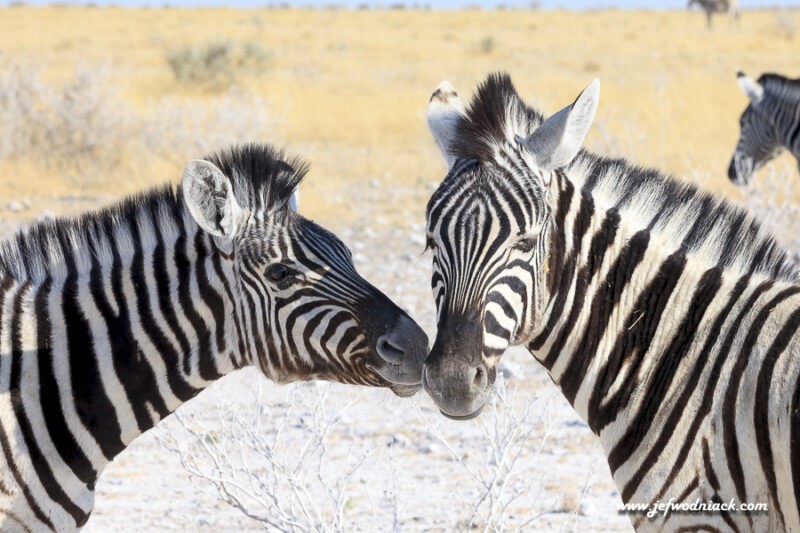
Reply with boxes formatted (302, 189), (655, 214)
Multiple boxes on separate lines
(0, 7), (798, 230)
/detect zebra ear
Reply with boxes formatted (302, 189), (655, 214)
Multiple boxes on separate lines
(427, 80), (467, 170)
(181, 159), (245, 243)
(737, 71), (764, 103)
(520, 79), (600, 173)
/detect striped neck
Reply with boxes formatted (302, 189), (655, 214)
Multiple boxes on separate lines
(0, 197), (245, 499)
(772, 96), (800, 153)
(527, 171), (792, 438)
(758, 75), (800, 152)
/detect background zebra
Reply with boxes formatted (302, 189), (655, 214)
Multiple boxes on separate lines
(729, 70), (800, 186)
(687, 0), (739, 27)
(422, 73), (800, 531)
(0, 143), (428, 532)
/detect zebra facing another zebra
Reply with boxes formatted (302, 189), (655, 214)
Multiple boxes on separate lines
(0, 143), (428, 532)
(729, 70), (800, 186)
(422, 73), (800, 531)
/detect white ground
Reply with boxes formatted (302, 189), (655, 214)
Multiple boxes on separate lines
(83, 359), (632, 532)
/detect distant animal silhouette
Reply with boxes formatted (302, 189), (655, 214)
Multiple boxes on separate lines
(688, 0), (739, 27)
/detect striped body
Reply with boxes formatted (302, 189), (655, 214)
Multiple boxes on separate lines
(532, 169), (800, 531)
(0, 144), (427, 531)
(730, 72), (800, 186)
(423, 74), (800, 531)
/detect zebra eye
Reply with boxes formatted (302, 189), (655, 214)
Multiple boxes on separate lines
(266, 263), (292, 282)
(425, 236), (436, 251)
(513, 236), (537, 253)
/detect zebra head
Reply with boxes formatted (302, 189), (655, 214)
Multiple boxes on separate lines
(181, 144), (427, 396)
(422, 75), (599, 419)
(728, 71), (783, 185)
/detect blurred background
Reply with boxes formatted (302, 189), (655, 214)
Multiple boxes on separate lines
(0, 2), (799, 531)
(0, 2), (799, 238)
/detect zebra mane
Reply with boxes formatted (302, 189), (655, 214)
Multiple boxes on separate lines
(204, 143), (309, 213)
(758, 73), (800, 102)
(452, 72), (545, 163)
(452, 72), (800, 283)
(0, 143), (309, 282)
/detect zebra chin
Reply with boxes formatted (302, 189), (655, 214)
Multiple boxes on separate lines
(387, 382), (423, 398)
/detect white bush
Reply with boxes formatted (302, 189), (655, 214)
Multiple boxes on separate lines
(0, 56), (279, 180)
(160, 374), (560, 532)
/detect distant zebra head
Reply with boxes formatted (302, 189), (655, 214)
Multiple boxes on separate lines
(182, 145), (427, 396)
(422, 77), (599, 418)
(728, 70), (798, 185)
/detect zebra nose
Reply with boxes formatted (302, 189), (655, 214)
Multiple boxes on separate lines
(727, 159), (739, 182)
(422, 358), (492, 420)
(472, 365), (488, 390)
(375, 314), (428, 366)
(376, 333), (406, 363)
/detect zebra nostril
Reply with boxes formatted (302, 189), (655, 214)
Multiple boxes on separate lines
(472, 366), (488, 390)
(376, 335), (406, 364)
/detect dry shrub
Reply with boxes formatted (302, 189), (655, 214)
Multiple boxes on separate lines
(161, 374), (559, 532)
(740, 165), (800, 260)
(774, 9), (796, 40)
(142, 88), (278, 163)
(160, 380), (379, 532)
(166, 40), (272, 87)
(479, 36), (495, 54)
(0, 58), (130, 176)
(0, 56), (279, 186)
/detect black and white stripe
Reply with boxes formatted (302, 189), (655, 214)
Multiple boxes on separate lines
(729, 71), (800, 185)
(0, 143), (427, 531)
(422, 73), (800, 531)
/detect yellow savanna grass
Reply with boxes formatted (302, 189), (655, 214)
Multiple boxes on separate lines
(0, 6), (798, 229)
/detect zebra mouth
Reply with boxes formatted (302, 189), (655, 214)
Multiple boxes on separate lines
(366, 363), (423, 396)
(421, 365), (491, 420)
(439, 406), (484, 420)
(389, 382), (422, 397)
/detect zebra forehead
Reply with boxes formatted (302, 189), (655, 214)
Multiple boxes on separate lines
(294, 220), (351, 256)
(427, 168), (535, 238)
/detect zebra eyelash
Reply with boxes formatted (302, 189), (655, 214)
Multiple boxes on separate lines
(424, 235), (436, 252)
(512, 236), (537, 254)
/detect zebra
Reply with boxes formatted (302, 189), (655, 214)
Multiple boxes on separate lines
(0, 143), (428, 532)
(688, 0), (739, 28)
(729, 70), (800, 186)
(421, 73), (800, 531)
